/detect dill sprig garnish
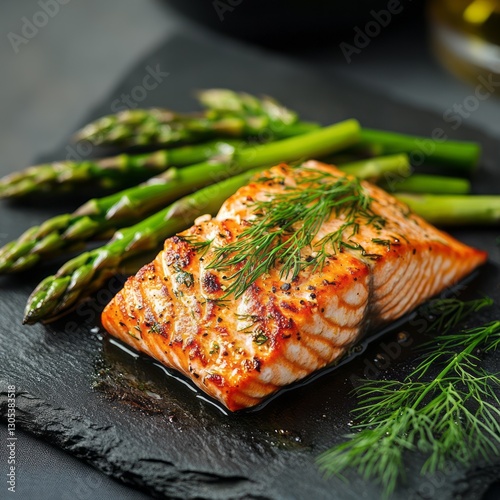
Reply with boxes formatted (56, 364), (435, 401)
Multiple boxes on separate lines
(421, 296), (494, 334)
(236, 313), (262, 334)
(318, 297), (499, 498)
(206, 166), (384, 298)
(180, 235), (213, 257)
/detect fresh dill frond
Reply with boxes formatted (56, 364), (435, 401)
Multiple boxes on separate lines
(236, 313), (262, 334)
(318, 317), (500, 498)
(371, 238), (392, 248)
(199, 297), (230, 309)
(421, 296), (493, 334)
(206, 166), (384, 298)
(180, 235), (213, 257)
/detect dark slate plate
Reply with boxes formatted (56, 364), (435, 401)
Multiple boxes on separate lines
(1, 32), (500, 500)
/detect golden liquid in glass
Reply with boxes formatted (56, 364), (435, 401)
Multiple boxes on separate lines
(429, 0), (500, 84)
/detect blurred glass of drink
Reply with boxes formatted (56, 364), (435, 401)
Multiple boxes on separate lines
(429, 0), (500, 85)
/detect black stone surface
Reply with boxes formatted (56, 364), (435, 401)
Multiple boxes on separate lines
(1, 32), (500, 499)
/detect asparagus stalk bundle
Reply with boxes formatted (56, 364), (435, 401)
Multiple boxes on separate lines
(197, 88), (299, 123)
(0, 88), (496, 326)
(0, 140), (240, 198)
(0, 90), (319, 199)
(0, 167), (208, 273)
(73, 89), (481, 175)
(0, 121), (362, 274)
(0, 153), (411, 274)
(74, 89), (319, 148)
(0, 90), (482, 200)
(23, 170), (262, 324)
(22, 174), (500, 325)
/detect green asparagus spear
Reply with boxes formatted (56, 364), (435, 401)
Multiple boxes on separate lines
(339, 154), (410, 182)
(1, 121), (361, 274)
(22, 171), (500, 323)
(204, 95), (480, 174)
(23, 182), (500, 324)
(72, 86), (481, 174)
(23, 169), (263, 324)
(74, 89), (319, 148)
(359, 128), (481, 174)
(395, 193), (500, 225)
(74, 97), (481, 180)
(0, 167), (209, 273)
(197, 88), (298, 124)
(0, 140), (240, 199)
(383, 174), (471, 194)
(198, 89), (321, 137)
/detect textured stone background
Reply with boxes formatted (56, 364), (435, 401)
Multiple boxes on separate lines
(1, 2), (499, 499)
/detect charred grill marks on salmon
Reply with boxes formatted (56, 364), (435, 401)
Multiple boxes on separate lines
(102, 161), (487, 411)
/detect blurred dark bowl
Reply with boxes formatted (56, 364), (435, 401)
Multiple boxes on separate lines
(166, 0), (424, 49)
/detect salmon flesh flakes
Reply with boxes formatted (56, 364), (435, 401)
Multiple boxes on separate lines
(102, 161), (487, 411)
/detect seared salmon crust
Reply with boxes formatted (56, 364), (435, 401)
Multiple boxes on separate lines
(102, 161), (487, 411)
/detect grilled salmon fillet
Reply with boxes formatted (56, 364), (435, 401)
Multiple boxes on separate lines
(102, 161), (487, 411)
